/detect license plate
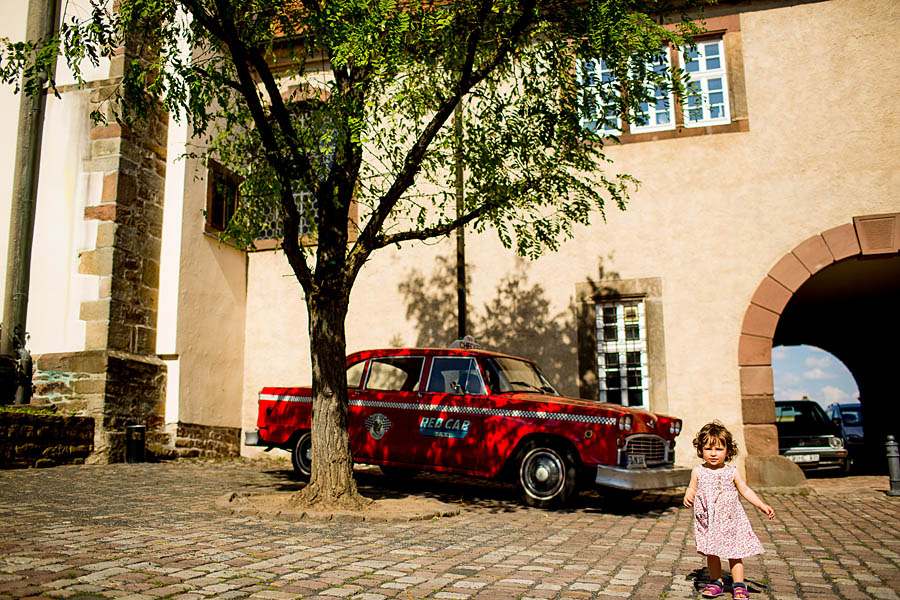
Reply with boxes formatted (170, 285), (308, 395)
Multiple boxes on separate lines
(788, 453), (819, 463)
(627, 454), (646, 468)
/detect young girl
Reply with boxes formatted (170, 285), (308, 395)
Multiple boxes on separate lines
(683, 422), (775, 599)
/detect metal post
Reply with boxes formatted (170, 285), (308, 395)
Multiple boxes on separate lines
(0, 0), (59, 404)
(886, 435), (900, 497)
(454, 102), (466, 339)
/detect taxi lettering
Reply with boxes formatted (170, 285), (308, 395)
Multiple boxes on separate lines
(419, 417), (470, 438)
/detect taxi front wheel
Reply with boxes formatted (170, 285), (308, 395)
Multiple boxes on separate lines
(517, 442), (578, 508)
(291, 431), (312, 480)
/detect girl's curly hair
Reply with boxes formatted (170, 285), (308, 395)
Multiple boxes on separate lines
(692, 421), (739, 462)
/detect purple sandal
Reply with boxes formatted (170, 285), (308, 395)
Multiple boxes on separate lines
(732, 584), (750, 599)
(701, 581), (724, 598)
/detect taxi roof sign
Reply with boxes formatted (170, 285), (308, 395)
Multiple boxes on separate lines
(449, 335), (480, 349)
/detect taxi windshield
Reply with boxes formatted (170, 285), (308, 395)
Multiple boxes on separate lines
(480, 356), (559, 395)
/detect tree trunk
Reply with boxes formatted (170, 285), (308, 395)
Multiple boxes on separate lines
(289, 288), (371, 510)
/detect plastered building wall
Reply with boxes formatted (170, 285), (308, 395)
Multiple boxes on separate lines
(0, 0), (119, 358)
(239, 0), (900, 468)
(2, 0), (897, 468)
(165, 153), (248, 429)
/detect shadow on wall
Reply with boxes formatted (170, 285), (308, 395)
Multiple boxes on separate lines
(397, 256), (579, 396)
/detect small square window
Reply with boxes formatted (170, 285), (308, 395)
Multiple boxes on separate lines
(603, 324), (618, 341)
(627, 389), (644, 407)
(205, 160), (240, 233)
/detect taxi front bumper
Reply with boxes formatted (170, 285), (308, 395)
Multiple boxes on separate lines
(595, 464), (692, 490)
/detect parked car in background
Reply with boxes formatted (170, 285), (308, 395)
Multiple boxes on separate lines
(826, 402), (865, 461)
(774, 399), (849, 474)
(247, 346), (691, 508)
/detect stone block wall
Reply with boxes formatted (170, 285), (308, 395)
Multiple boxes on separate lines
(80, 86), (168, 356)
(175, 423), (241, 458)
(32, 350), (166, 463)
(28, 44), (172, 465)
(0, 411), (94, 468)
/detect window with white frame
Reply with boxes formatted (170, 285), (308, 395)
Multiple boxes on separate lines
(681, 38), (731, 127)
(596, 300), (649, 408)
(631, 50), (676, 134)
(578, 50), (676, 135)
(577, 57), (621, 134)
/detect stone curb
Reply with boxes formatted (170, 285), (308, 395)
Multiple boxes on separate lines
(216, 491), (462, 522)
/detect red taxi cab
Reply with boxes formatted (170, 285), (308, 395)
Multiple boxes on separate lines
(246, 346), (690, 507)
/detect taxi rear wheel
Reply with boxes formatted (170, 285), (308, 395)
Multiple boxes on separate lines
(517, 442), (578, 508)
(291, 431), (312, 480)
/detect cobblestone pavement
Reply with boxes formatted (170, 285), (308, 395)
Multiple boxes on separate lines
(1, 459), (898, 600)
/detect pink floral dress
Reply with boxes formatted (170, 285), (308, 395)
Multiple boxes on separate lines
(693, 464), (764, 559)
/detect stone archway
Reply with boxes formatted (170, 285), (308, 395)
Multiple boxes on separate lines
(737, 213), (900, 487)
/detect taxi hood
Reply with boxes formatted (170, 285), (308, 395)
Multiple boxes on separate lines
(509, 392), (664, 419)
(507, 391), (679, 434)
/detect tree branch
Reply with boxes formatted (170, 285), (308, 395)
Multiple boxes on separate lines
(192, 65), (242, 92)
(182, 0), (314, 288)
(347, 0), (538, 281)
(241, 38), (319, 189)
(375, 198), (503, 248)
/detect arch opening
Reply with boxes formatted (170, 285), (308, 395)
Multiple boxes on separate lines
(773, 254), (900, 473)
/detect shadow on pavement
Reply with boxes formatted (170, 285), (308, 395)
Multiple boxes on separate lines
(686, 568), (769, 597)
(255, 463), (684, 517)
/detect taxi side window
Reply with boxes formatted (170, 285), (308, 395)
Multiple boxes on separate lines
(426, 357), (486, 395)
(346, 361), (365, 389)
(365, 356), (424, 391)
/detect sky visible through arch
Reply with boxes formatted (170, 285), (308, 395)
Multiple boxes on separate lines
(772, 344), (860, 410)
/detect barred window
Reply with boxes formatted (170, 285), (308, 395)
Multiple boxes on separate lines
(596, 300), (649, 408)
(254, 191), (318, 241)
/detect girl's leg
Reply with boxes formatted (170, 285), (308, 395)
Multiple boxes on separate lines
(701, 555), (725, 597)
(728, 559), (744, 585)
(707, 555), (723, 582)
(729, 560), (748, 598)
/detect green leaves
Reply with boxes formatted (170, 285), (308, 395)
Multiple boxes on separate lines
(2, 0), (709, 280)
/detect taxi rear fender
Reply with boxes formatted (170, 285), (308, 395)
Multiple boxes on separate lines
(286, 428), (309, 452)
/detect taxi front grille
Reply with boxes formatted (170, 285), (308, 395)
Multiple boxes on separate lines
(623, 435), (668, 466)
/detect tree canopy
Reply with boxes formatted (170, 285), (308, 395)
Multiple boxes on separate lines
(1, 0), (708, 508)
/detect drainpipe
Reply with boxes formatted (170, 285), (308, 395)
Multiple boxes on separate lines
(0, 0), (60, 404)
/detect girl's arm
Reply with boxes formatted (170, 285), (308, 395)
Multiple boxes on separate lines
(734, 469), (775, 519)
(683, 467), (699, 508)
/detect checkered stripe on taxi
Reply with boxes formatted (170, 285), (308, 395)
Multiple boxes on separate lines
(259, 393), (617, 426)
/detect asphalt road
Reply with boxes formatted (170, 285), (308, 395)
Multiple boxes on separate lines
(1, 459), (898, 599)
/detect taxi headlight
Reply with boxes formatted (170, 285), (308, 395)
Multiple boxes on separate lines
(670, 420), (682, 435)
(829, 437), (844, 449)
(618, 414), (633, 432)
